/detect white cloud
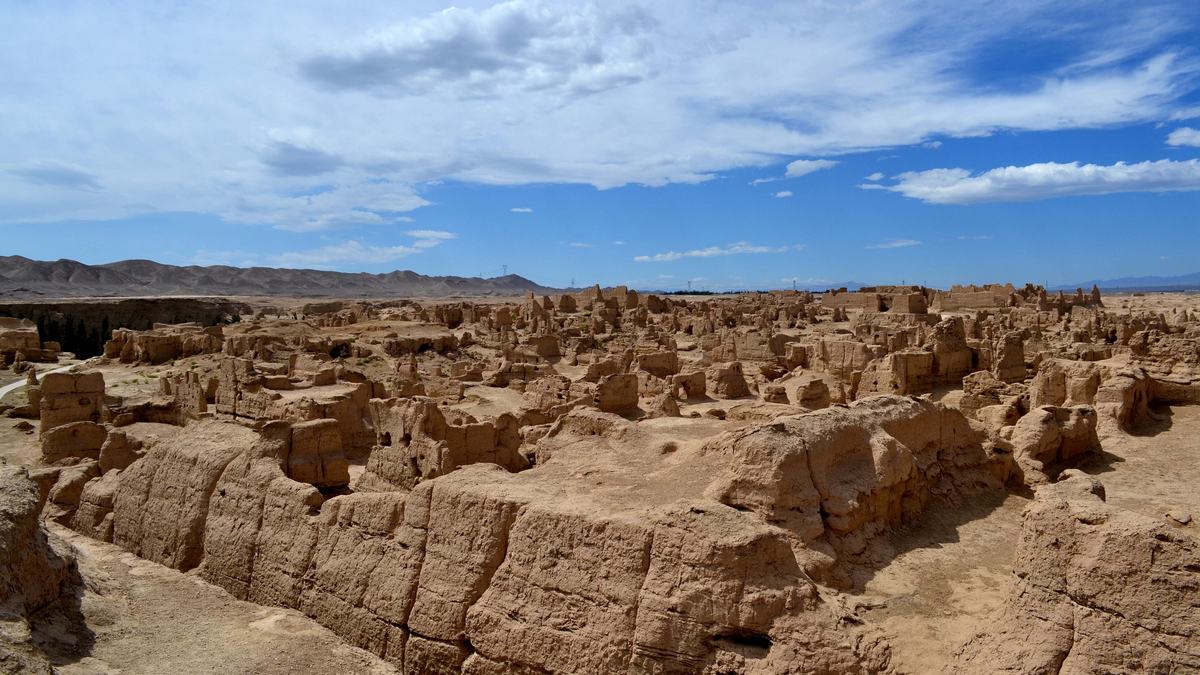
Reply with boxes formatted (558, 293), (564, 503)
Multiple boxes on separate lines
(865, 172), (885, 181)
(1, 1), (1198, 227)
(269, 229), (455, 268)
(220, 181), (430, 232)
(922, 140), (943, 149)
(634, 242), (799, 262)
(404, 229), (455, 240)
(510, 207), (533, 213)
(785, 159), (838, 177)
(866, 239), (921, 249)
(882, 159), (1200, 204)
(1169, 106), (1200, 121)
(774, 190), (793, 198)
(753, 158), (837, 184)
(957, 234), (993, 240)
(299, 1), (656, 98)
(270, 240), (423, 268)
(569, 242), (594, 248)
(192, 249), (260, 267)
(612, 240), (625, 245)
(402, 229), (455, 249)
(1166, 127), (1200, 147)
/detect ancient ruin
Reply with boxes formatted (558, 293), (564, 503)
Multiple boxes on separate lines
(6, 1), (1199, 669)
(0, 282), (1196, 673)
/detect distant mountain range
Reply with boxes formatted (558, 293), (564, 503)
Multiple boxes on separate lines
(645, 281), (869, 294)
(1054, 271), (1200, 293)
(809, 281), (868, 292)
(0, 256), (553, 298)
(3, 255), (1194, 298)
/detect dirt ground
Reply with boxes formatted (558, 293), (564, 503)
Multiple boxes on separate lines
(854, 492), (1027, 673)
(1078, 403), (1200, 521)
(35, 526), (396, 675)
(853, 403), (1200, 674)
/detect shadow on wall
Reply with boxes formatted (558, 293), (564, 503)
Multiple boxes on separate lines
(1127, 402), (1176, 437)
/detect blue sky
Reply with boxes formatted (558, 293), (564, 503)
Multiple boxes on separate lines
(2, 1), (1199, 290)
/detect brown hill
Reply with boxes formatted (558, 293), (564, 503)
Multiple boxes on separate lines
(0, 256), (552, 298)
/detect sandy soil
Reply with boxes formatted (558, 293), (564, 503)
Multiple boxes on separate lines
(854, 492), (1027, 674)
(37, 526), (396, 675)
(1079, 404), (1200, 522)
(0, 416), (42, 466)
(453, 384), (529, 418)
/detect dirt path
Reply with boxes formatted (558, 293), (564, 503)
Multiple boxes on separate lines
(38, 526), (396, 675)
(0, 363), (75, 401)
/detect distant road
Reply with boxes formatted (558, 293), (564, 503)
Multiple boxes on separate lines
(0, 364), (74, 401)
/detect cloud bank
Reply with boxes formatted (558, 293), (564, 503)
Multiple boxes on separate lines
(5, 160), (101, 191)
(270, 230), (456, 268)
(2, 1), (1198, 228)
(881, 159), (1200, 204)
(299, 1), (656, 98)
(634, 242), (800, 262)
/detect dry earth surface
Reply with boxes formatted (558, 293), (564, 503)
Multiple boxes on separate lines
(41, 526), (395, 675)
(0, 284), (1196, 673)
